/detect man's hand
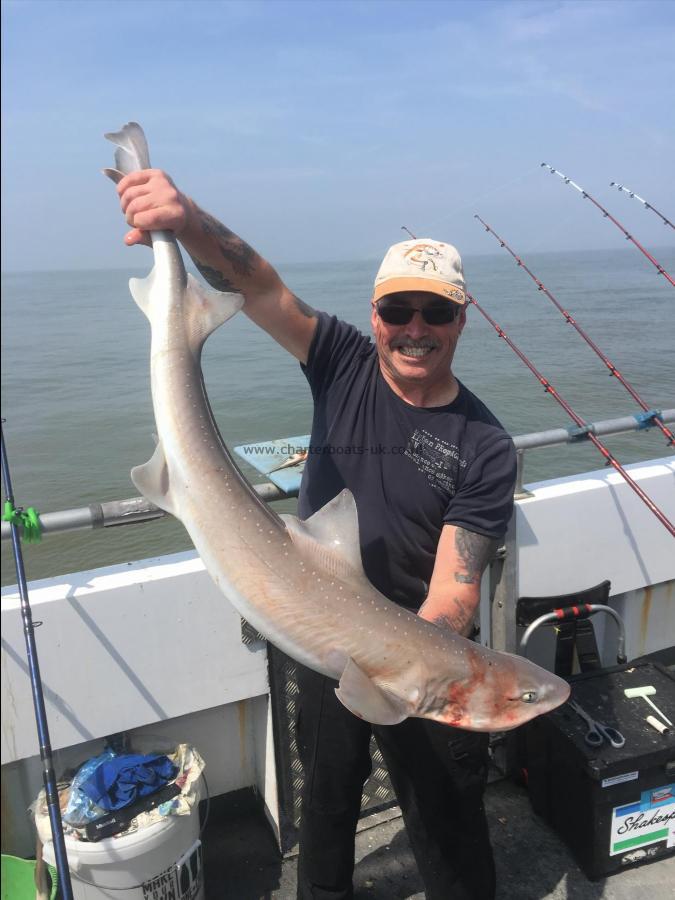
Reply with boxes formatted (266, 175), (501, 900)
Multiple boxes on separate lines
(116, 169), (190, 247)
(418, 524), (499, 637)
(113, 168), (318, 363)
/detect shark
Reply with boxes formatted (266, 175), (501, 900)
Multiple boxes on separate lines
(104, 122), (570, 732)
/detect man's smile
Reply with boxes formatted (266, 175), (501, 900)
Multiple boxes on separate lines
(392, 340), (439, 359)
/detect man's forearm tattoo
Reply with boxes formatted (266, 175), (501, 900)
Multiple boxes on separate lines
(454, 528), (499, 585)
(293, 295), (317, 318)
(191, 257), (240, 292)
(200, 212), (257, 278)
(420, 530), (497, 635)
(431, 598), (475, 635)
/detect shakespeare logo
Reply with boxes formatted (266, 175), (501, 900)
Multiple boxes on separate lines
(404, 243), (443, 273)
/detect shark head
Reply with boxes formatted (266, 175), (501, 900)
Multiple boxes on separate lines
(422, 649), (570, 732)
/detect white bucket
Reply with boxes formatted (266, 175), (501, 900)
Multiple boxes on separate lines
(42, 804), (204, 900)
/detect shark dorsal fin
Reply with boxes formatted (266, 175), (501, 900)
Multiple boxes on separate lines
(280, 489), (368, 582)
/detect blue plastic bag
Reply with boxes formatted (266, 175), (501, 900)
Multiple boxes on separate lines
(80, 753), (178, 811)
(63, 749), (117, 826)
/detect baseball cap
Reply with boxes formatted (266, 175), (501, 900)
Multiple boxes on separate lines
(373, 239), (466, 305)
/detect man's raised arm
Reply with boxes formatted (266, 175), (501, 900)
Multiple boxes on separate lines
(116, 169), (317, 363)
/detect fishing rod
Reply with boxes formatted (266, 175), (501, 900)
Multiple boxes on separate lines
(541, 164), (675, 288)
(609, 183), (674, 231)
(474, 215), (674, 446)
(1, 422), (75, 899)
(398, 226), (674, 535)
(464, 295), (675, 537)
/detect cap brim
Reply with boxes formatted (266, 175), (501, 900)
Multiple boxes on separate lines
(373, 277), (466, 305)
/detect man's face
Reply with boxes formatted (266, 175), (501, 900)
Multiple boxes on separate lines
(371, 291), (466, 390)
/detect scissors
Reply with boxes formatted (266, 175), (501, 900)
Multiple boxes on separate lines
(569, 700), (625, 749)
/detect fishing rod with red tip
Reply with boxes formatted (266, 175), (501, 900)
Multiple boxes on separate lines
(541, 163), (675, 288)
(465, 294), (675, 538)
(473, 214), (674, 447)
(609, 183), (674, 231)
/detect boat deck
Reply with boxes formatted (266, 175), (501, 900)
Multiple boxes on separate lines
(201, 777), (675, 899)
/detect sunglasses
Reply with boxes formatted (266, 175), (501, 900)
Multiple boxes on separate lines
(375, 299), (461, 326)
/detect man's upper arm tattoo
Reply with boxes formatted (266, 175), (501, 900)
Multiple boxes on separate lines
(454, 528), (499, 584)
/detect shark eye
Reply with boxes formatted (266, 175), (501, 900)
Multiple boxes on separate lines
(521, 690), (538, 703)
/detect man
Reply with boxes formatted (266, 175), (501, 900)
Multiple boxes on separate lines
(116, 169), (517, 900)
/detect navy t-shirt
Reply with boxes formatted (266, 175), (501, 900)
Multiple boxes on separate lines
(297, 313), (517, 611)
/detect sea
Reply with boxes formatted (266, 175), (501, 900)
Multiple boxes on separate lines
(1, 247), (674, 587)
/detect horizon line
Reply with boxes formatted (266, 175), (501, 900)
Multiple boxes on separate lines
(2, 242), (673, 277)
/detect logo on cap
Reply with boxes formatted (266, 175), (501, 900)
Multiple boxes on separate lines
(404, 243), (443, 273)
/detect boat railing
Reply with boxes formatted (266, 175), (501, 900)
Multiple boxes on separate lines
(1, 408), (673, 541)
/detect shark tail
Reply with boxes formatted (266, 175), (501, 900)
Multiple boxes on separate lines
(104, 122), (151, 176)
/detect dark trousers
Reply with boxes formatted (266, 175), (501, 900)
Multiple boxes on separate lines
(295, 663), (496, 900)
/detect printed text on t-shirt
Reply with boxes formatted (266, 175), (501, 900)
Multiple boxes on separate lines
(404, 429), (467, 495)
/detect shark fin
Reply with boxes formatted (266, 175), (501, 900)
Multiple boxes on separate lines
(184, 274), (244, 354)
(104, 122), (151, 174)
(102, 167), (125, 185)
(131, 441), (177, 516)
(128, 269), (157, 319)
(335, 658), (409, 725)
(280, 490), (367, 582)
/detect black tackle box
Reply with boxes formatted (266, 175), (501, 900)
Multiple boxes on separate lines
(524, 659), (675, 879)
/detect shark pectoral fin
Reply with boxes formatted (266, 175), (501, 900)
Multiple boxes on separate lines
(131, 442), (177, 516)
(280, 490), (367, 582)
(184, 274), (245, 353)
(335, 658), (409, 726)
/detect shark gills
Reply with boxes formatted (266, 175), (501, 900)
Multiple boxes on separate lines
(105, 123), (570, 732)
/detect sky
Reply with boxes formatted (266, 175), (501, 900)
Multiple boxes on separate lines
(2, 0), (674, 271)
